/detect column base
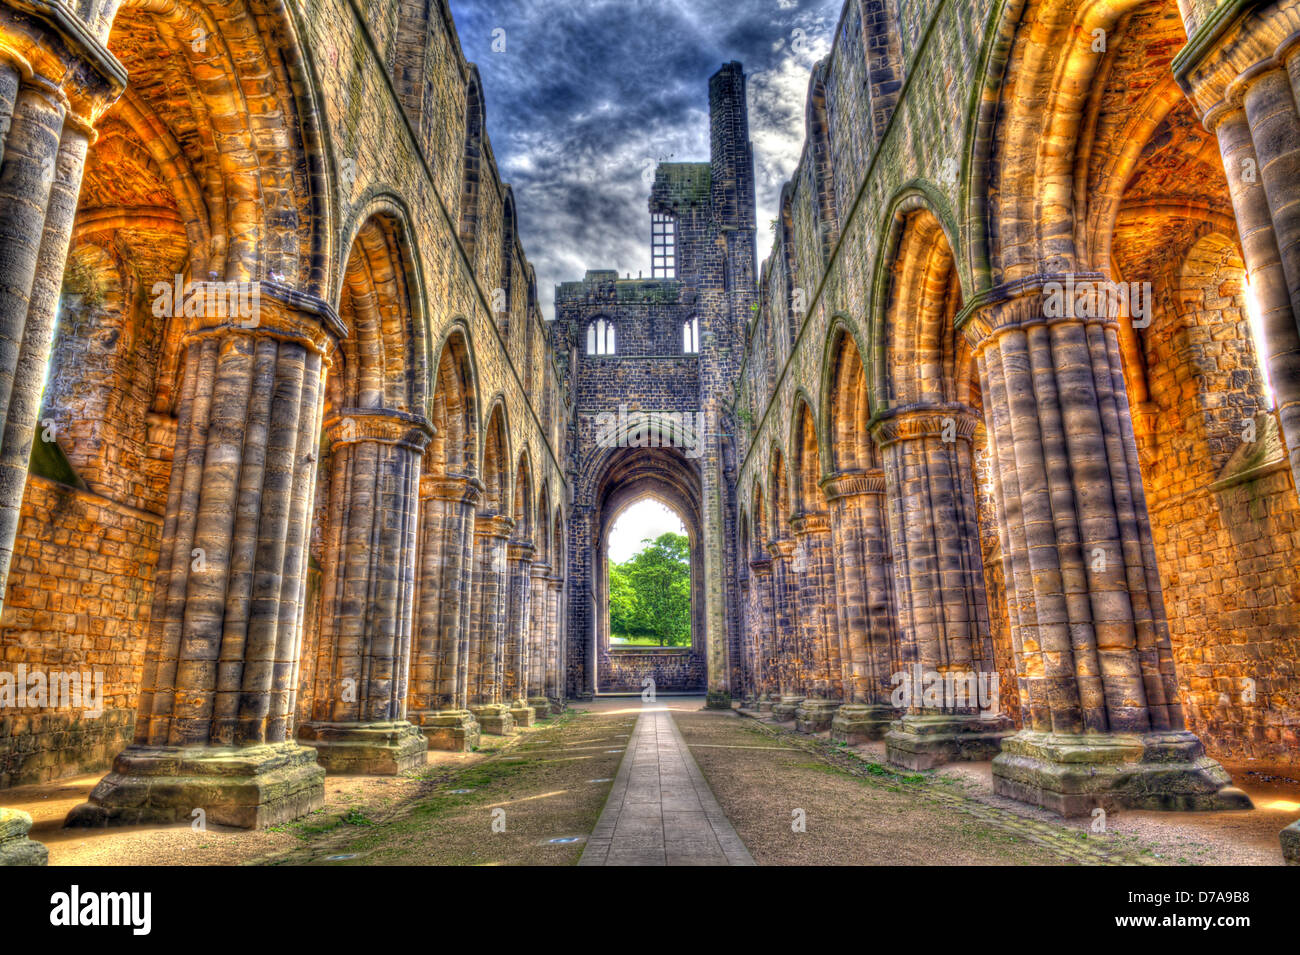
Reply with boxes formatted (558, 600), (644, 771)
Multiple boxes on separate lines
(509, 700), (537, 728)
(0, 808), (46, 866)
(795, 698), (841, 734)
(1282, 819), (1300, 865)
(992, 730), (1254, 817)
(64, 741), (325, 829)
(548, 697), (566, 716)
(757, 694), (775, 714)
(771, 695), (804, 721)
(298, 721), (428, 775)
(469, 704), (515, 735)
(886, 713), (1014, 770)
(527, 696), (552, 718)
(831, 704), (895, 743)
(411, 709), (481, 752)
(705, 689), (732, 710)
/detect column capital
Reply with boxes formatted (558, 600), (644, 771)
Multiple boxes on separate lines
(767, 539), (795, 561)
(507, 541), (536, 562)
(324, 408), (434, 454)
(179, 280), (346, 356)
(0, 1), (127, 129)
(530, 561), (552, 579)
(1172, 0), (1300, 129)
(821, 469), (886, 501)
(955, 273), (1129, 356)
(420, 472), (484, 505)
(749, 555), (773, 574)
(474, 513), (515, 541)
(869, 404), (981, 448)
(790, 512), (832, 536)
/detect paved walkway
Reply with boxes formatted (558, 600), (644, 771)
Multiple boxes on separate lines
(579, 705), (755, 866)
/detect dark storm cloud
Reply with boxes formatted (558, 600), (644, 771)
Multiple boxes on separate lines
(448, 0), (843, 318)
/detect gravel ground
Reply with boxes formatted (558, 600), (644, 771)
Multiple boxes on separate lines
(723, 711), (1296, 865)
(675, 709), (1071, 865)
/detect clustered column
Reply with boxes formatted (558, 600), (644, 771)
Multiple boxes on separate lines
(68, 283), (341, 828)
(824, 470), (898, 743)
(469, 512), (515, 733)
(0, 7), (124, 621)
(790, 512), (842, 732)
(546, 570), (565, 709)
(1178, 16), (1300, 507)
(766, 538), (803, 720)
(872, 407), (1010, 769)
(746, 554), (777, 712)
(962, 284), (1249, 814)
(527, 560), (553, 716)
(504, 539), (537, 727)
(407, 474), (483, 750)
(297, 409), (431, 774)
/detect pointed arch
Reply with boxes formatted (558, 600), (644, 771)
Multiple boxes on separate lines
(459, 66), (486, 261)
(481, 399), (510, 517)
(513, 450), (534, 544)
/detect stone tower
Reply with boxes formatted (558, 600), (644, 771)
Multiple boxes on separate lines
(555, 62), (756, 703)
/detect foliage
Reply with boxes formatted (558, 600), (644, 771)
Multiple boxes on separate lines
(609, 532), (691, 647)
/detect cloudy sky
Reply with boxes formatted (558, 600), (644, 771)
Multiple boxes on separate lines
(448, 0), (843, 319)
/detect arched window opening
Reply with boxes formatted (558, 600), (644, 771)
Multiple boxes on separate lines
(587, 318), (616, 355)
(683, 316), (700, 354)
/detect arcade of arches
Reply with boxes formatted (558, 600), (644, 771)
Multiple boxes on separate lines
(0, 0), (1298, 865)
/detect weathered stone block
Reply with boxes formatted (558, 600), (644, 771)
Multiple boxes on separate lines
(298, 721), (428, 775)
(991, 730), (1254, 817)
(886, 714), (1014, 770)
(64, 742), (325, 829)
(830, 703), (894, 743)
(0, 808), (46, 865)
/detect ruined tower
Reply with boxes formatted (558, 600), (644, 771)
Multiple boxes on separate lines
(555, 62), (756, 702)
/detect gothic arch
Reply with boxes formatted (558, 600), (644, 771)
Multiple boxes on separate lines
(790, 393), (825, 517)
(481, 399), (511, 517)
(428, 324), (481, 479)
(513, 450), (534, 544)
(459, 67), (486, 262)
(807, 60), (838, 264)
(822, 319), (878, 474)
(330, 209), (425, 414)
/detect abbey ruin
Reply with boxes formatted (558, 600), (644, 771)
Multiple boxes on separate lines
(0, 0), (1298, 867)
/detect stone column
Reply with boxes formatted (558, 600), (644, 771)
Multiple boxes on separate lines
(791, 512), (842, 732)
(504, 539), (536, 727)
(872, 407), (1011, 769)
(546, 572), (564, 709)
(527, 561), (552, 716)
(766, 538), (804, 721)
(407, 474), (482, 751)
(825, 470), (898, 743)
(468, 512), (514, 733)
(0, 7), (124, 617)
(961, 282), (1250, 815)
(1177, 12), (1300, 505)
(748, 555), (777, 712)
(67, 282), (340, 828)
(297, 409), (431, 774)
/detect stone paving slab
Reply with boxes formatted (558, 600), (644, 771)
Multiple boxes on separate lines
(579, 706), (756, 866)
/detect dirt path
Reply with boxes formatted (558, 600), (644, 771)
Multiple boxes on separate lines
(673, 709), (1166, 865)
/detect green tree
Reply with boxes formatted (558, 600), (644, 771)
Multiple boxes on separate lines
(610, 532), (691, 647)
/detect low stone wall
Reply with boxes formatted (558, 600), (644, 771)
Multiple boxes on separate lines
(600, 647), (705, 693)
